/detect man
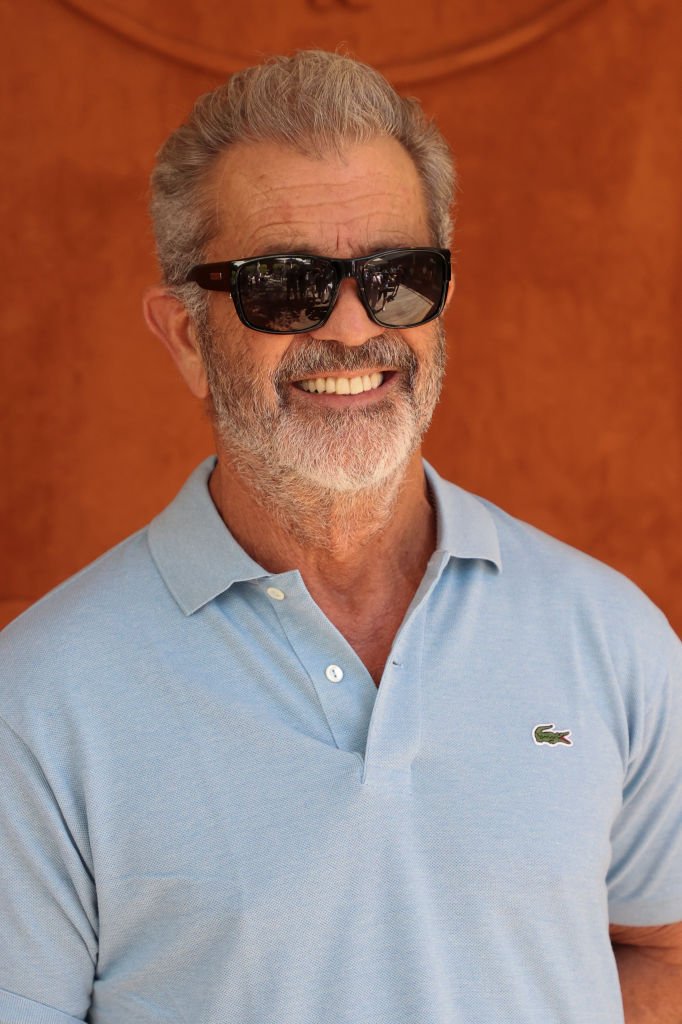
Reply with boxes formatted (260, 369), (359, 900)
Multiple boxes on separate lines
(1, 50), (680, 1024)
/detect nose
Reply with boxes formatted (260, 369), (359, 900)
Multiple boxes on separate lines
(310, 279), (384, 347)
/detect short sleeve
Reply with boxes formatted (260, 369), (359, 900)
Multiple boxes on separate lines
(607, 628), (682, 925)
(0, 716), (96, 1021)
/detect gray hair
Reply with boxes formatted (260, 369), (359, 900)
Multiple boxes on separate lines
(149, 49), (457, 321)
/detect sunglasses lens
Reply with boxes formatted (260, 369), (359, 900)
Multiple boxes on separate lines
(237, 257), (335, 332)
(361, 251), (447, 327)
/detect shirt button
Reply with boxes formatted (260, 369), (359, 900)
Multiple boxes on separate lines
(325, 664), (344, 683)
(266, 586), (285, 601)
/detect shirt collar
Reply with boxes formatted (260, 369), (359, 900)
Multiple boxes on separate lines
(147, 456), (266, 615)
(148, 455), (502, 616)
(423, 460), (502, 572)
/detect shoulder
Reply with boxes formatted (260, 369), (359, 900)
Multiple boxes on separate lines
(483, 490), (670, 622)
(439, 477), (679, 685)
(0, 526), (178, 730)
(2, 526), (160, 641)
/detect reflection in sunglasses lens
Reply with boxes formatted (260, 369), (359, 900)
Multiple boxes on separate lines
(236, 251), (445, 332)
(239, 257), (334, 332)
(362, 252), (443, 328)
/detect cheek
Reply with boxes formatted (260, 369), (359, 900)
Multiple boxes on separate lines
(211, 304), (290, 381)
(403, 325), (442, 367)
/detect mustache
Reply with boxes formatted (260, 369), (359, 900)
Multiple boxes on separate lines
(273, 335), (419, 387)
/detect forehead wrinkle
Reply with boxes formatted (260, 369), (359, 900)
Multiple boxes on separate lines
(242, 185), (419, 224)
(208, 138), (430, 258)
(254, 176), (411, 200)
(223, 190), (428, 257)
(222, 163), (416, 231)
(241, 217), (427, 258)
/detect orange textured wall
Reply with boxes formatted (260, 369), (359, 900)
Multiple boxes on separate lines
(1, 0), (680, 632)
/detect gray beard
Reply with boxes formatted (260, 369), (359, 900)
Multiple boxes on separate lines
(196, 320), (446, 545)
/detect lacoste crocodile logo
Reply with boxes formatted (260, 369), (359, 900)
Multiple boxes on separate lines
(533, 723), (573, 746)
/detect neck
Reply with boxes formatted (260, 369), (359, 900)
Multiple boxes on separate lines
(208, 446), (436, 596)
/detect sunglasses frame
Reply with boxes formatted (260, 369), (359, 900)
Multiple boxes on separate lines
(186, 247), (451, 335)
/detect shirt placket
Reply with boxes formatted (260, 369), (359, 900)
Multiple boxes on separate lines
(360, 551), (450, 787)
(258, 571), (377, 764)
(258, 553), (450, 788)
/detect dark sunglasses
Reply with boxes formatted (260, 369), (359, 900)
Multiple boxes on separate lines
(186, 247), (451, 335)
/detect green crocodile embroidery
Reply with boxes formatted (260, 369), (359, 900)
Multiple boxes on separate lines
(533, 723), (572, 746)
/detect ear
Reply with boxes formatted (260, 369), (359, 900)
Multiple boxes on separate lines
(143, 287), (209, 400)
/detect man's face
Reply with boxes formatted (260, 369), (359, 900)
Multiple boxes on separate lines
(195, 137), (448, 493)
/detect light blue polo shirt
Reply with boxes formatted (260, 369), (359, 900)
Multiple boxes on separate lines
(1, 457), (681, 1024)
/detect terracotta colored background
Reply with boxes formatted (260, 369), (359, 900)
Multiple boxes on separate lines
(1, 0), (680, 633)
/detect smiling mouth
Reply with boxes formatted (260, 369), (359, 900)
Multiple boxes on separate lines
(294, 371), (387, 395)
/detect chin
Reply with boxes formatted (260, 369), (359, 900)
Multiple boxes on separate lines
(282, 444), (416, 495)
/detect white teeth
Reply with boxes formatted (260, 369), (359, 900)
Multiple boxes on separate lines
(296, 372), (385, 395)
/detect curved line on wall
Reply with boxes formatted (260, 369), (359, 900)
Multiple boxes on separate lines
(58, 0), (605, 82)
